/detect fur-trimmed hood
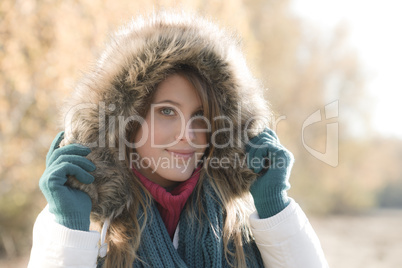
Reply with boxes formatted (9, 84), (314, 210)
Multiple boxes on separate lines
(61, 11), (270, 225)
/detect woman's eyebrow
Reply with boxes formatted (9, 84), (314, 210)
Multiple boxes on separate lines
(153, 100), (181, 106)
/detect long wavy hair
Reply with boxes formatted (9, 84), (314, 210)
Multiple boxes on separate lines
(99, 66), (262, 267)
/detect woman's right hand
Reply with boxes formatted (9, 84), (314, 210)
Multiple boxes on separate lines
(39, 131), (96, 231)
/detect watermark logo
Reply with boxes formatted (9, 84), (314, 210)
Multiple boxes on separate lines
(302, 100), (339, 167)
(63, 100), (340, 167)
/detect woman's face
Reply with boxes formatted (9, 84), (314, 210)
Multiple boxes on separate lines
(134, 74), (208, 188)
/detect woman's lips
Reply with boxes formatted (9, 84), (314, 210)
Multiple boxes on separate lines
(166, 149), (195, 160)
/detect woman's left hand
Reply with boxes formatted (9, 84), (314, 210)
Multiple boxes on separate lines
(246, 128), (294, 218)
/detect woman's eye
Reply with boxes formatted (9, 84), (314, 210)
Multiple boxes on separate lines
(194, 110), (204, 117)
(160, 107), (175, 116)
(192, 110), (208, 129)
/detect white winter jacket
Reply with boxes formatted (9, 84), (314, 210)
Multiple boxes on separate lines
(28, 198), (329, 268)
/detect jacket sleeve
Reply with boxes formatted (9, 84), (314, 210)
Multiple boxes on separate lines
(249, 198), (329, 268)
(28, 205), (100, 268)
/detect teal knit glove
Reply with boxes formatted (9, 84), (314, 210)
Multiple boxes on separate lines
(246, 128), (294, 218)
(39, 131), (96, 231)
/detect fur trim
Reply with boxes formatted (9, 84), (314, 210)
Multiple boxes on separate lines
(60, 11), (270, 224)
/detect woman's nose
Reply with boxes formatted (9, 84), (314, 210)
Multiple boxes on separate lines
(175, 121), (196, 142)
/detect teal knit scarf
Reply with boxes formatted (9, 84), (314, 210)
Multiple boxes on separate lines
(131, 178), (264, 267)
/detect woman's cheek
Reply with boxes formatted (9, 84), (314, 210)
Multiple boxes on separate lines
(154, 116), (177, 129)
(152, 117), (178, 142)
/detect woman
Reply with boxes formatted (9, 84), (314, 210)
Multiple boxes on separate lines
(29, 11), (328, 267)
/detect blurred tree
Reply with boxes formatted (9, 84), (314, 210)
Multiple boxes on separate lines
(378, 180), (402, 208)
(242, 0), (402, 214)
(376, 138), (402, 209)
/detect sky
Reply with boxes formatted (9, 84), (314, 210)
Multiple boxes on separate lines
(291, 0), (402, 139)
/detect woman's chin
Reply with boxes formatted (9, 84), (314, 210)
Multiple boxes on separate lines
(162, 166), (196, 182)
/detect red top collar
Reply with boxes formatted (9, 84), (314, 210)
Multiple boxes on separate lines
(132, 167), (201, 239)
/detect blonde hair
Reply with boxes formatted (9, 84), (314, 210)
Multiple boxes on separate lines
(101, 67), (257, 267)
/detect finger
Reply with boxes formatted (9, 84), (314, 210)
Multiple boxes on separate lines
(39, 165), (68, 194)
(247, 137), (281, 169)
(246, 138), (268, 159)
(46, 131), (65, 166)
(270, 147), (295, 165)
(263, 128), (279, 141)
(50, 163), (95, 185)
(259, 131), (279, 144)
(48, 144), (91, 166)
(51, 154), (96, 173)
(250, 136), (278, 151)
(249, 131), (277, 147)
(258, 157), (271, 176)
(247, 136), (266, 150)
(247, 144), (266, 168)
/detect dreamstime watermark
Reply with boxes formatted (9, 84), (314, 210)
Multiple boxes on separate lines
(63, 100), (339, 167)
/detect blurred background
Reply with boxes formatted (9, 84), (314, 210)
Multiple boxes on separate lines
(1, 0), (401, 267)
